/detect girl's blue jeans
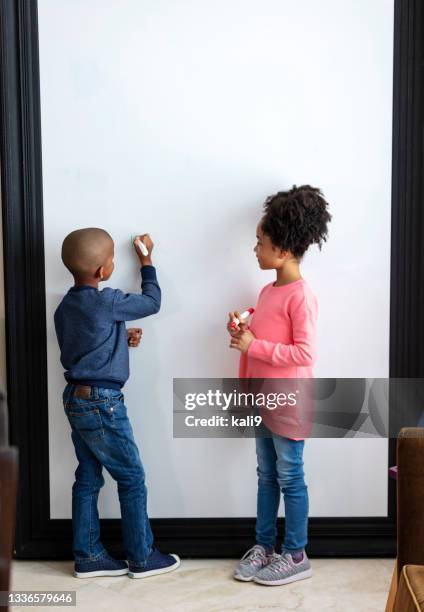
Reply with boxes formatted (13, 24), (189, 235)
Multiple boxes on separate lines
(62, 384), (154, 566)
(255, 434), (308, 553)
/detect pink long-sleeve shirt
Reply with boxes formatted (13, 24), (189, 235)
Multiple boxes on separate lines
(238, 278), (318, 439)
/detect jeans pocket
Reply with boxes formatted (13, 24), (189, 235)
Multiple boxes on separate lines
(65, 394), (108, 409)
(106, 399), (129, 434)
(108, 393), (125, 411)
(67, 405), (105, 442)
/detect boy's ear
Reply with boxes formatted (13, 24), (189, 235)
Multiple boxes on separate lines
(95, 265), (104, 280)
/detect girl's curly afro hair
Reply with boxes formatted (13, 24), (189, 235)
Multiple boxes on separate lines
(261, 184), (332, 259)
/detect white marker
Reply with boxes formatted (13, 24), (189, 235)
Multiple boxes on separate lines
(230, 308), (255, 330)
(136, 239), (149, 257)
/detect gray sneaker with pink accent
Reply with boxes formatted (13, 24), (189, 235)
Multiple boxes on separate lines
(253, 550), (312, 586)
(233, 545), (278, 582)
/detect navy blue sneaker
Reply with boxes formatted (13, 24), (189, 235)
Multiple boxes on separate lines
(128, 547), (180, 579)
(74, 552), (128, 578)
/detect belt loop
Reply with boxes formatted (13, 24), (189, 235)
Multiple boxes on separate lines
(91, 386), (99, 400)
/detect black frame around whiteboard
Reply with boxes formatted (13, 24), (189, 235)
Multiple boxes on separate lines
(0, 0), (422, 559)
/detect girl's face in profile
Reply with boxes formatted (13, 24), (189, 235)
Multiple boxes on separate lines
(254, 221), (284, 270)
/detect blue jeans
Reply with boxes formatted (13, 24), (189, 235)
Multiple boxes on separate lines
(255, 435), (308, 553)
(62, 384), (154, 565)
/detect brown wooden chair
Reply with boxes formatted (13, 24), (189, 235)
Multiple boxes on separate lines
(386, 428), (424, 611)
(0, 391), (19, 612)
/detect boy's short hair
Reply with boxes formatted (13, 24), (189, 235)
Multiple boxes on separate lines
(261, 184), (332, 259)
(61, 228), (113, 277)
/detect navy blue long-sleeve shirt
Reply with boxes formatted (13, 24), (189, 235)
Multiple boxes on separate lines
(54, 265), (161, 390)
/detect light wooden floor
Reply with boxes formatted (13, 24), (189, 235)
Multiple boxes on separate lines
(9, 557), (394, 611)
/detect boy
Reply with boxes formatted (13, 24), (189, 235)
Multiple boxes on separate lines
(54, 227), (180, 578)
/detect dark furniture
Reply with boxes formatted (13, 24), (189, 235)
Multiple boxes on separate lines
(386, 428), (424, 611)
(0, 392), (19, 612)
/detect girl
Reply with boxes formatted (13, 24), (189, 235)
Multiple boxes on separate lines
(228, 185), (331, 586)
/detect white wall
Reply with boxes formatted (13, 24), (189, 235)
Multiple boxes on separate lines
(37, 0), (394, 518)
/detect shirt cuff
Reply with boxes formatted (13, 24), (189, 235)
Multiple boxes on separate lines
(247, 338), (263, 359)
(140, 265), (157, 281)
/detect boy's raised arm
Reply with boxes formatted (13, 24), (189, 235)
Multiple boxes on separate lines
(112, 265), (161, 321)
(112, 233), (161, 321)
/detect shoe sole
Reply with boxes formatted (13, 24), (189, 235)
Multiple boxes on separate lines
(233, 572), (255, 582)
(128, 554), (180, 579)
(254, 567), (313, 586)
(74, 568), (128, 578)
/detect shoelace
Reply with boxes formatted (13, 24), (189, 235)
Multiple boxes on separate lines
(240, 545), (267, 566)
(266, 553), (294, 576)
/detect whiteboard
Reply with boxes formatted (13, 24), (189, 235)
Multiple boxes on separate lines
(37, 0), (394, 518)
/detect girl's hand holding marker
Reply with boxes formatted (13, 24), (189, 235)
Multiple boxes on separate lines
(229, 308), (255, 331)
(227, 308), (256, 353)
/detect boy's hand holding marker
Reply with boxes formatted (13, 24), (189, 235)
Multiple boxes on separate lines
(132, 233), (154, 266)
(227, 308), (256, 353)
(125, 235), (151, 349)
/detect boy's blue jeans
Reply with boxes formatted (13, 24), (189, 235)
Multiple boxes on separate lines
(255, 434), (308, 553)
(62, 384), (154, 566)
